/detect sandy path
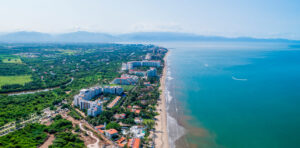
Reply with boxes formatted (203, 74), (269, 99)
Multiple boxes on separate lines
(39, 134), (55, 148)
(154, 52), (169, 148)
(79, 123), (100, 148)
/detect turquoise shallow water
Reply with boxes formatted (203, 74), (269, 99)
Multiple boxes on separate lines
(163, 42), (300, 148)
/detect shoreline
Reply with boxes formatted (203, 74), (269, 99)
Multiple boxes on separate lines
(154, 51), (169, 148)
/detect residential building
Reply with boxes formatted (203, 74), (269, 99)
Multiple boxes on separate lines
(130, 126), (145, 138)
(114, 113), (126, 120)
(128, 138), (141, 148)
(107, 96), (121, 109)
(105, 129), (118, 138)
(134, 117), (143, 124)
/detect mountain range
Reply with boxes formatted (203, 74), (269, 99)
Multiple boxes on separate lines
(0, 31), (299, 43)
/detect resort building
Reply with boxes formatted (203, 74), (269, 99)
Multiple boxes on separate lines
(130, 126), (145, 138)
(146, 67), (157, 77)
(145, 53), (152, 60)
(87, 100), (102, 117)
(73, 86), (123, 116)
(111, 74), (138, 85)
(129, 70), (146, 77)
(122, 60), (161, 70)
(107, 96), (121, 109)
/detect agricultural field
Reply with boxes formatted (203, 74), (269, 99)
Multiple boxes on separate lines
(0, 75), (32, 89)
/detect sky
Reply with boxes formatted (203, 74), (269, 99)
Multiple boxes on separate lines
(0, 0), (299, 39)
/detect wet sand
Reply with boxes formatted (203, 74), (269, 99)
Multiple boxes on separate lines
(154, 51), (169, 148)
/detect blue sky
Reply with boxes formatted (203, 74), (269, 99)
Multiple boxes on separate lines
(0, 0), (299, 39)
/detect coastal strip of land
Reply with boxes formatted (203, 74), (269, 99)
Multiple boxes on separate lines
(154, 51), (169, 148)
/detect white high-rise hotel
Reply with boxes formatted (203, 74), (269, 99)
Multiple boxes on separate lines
(122, 60), (160, 71)
(73, 86), (123, 116)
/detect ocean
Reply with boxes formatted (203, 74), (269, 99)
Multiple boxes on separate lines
(161, 42), (300, 148)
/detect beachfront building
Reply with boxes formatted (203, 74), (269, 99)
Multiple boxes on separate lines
(87, 100), (102, 116)
(145, 53), (152, 60)
(111, 74), (138, 85)
(122, 60), (161, 71)
(128, 138), (141, 148)
(146, 67), (157, 77)
(134, 117), (143, 124)
(129, 70), (146, 77)
(130, 126), (145, 138)
(107, 96), (121, 109)
(73, 86), (123, 116)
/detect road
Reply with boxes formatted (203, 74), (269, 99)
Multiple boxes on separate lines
(79, 122), (100, 148)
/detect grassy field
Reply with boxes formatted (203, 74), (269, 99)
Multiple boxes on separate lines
(0, 75), (32, 88)
(2, 58), (22, 64)
(0, 55), (22, 64)
(58, 50), (78, 55)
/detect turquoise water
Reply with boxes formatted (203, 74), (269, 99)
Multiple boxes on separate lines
(164, 42), (300, 148)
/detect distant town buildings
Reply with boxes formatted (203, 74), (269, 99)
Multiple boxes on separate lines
(73, 86), (123, 116)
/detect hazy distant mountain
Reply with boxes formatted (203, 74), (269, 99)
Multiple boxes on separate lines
(54, 31), (117, 43)
(0, 31), (53, 42)
(0, 31), (298, 43)
(0, 31), (117, 43)
(119, 32), (299, 42)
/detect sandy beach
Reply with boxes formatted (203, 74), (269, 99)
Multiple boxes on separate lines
(154, 51), (169, 148)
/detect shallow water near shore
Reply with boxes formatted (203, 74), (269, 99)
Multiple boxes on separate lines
(161, 42), (300, 148)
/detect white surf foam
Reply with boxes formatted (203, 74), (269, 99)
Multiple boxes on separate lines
(167, 113), (185, 148)
(232, 76), (248, 81)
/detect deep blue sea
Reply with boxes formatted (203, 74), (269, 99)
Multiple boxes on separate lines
(161, 42), (300, 148)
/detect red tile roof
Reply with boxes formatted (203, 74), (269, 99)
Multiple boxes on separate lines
(106, 129), (118, 135)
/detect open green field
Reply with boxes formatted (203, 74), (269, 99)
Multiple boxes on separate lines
(0, 75), (32, 88)
(58, 49), (78, 55)
(0, 55), (22, 64)
(2, 58), (22, 64)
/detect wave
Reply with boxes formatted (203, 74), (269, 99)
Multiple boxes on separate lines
(232, 76), (248, 81)
(167, 113), (185, 148)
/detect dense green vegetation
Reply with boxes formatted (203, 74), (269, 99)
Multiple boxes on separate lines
(0, 43), (156, 126)
(0, 43), (152, 92)
(0, 115), (84, 148)
(0, 43), (167, 147)
(46, 115), (72, 134)
(0, 123), (47, 148)
(0, 90), (65, 126)
(49, 132), (85, 148)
